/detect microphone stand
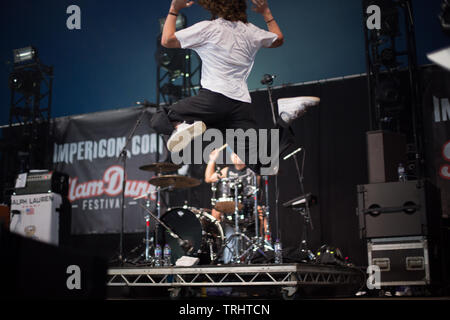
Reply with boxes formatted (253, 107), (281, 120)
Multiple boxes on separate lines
(111, 105), (150, 266)
(262, 76), (277, 127)
(290, 148), (315, 261)
(262, 75), (281, 250)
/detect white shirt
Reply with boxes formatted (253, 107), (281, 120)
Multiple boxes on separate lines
(175, 18), (278, 103)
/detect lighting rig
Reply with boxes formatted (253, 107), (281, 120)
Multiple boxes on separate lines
(155, 14), (201, 106)
(362, 0), (423, 178)
(1, 46), (53, 201)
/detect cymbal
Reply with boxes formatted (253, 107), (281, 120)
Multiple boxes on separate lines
(139, 162), (181, 173)
(148, 175), (201, 189)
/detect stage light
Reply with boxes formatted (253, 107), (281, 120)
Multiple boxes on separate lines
(159, 14), (187, 33)
(8, 69), (42, 95)
(160, 82), (183, 100)
(380, 5), (399, 36)
(156, 45), (188, 79)
(156, 14), (189, 79)
(380, 47), (397, 68)
(13, 46), (37, 64)
(376, 78), (401, 106)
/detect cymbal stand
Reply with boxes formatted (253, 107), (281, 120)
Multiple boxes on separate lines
(155, 185), (161, 249)
(148, 184), (173, 261)
(253, 174), (260, 245)
(228, 175), (270, 264)
(233, 178), (244, 263)
(221, 177), (247, 264)
(245, 174), (271, 262)
(263, 176), (274, 250)
(144, 195), (153, 262)
(130, 186), (170, 264)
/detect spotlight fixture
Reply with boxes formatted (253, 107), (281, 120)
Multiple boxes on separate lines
(13, 46), (37, 64)
(8, 70), (42, 95)
(159, 14), (187, 33)
(376, 78), (401, 106)
(160, 82), (183, 100)
(380, 47), (398, 68)
(155, 42), (188, 79)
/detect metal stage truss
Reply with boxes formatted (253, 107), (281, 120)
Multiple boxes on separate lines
(107, 263), (365, 291)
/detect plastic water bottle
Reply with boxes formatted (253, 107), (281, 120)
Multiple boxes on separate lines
(163, 244), (172, 266)
(154, 244), (162, 267)
(398, 163), (407, 182)
(274, 239), (283, 264)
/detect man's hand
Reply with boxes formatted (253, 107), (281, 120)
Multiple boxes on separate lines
(251, 0), (269, 14)
(171, 0), (195, 13)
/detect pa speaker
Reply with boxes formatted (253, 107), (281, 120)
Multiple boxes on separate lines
(357, 180), (428, 239)
(366, 130), (407, 184)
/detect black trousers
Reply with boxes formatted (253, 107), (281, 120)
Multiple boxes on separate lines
(150, 88), (294, 173)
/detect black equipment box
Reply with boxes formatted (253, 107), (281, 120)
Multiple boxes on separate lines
(357, 180), (427, 238)
(368, 237), (430, 286)
(13, 171), (69, 196)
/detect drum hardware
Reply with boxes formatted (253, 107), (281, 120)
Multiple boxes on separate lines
(138, 202), (194, 256)
(148, 173), (201, 261)
(132, 186), (171, 263)
(130, 165), (200, 265)
(263, 176), (273, 248)
(220, 173), (270, 264)
(243, 175), (273, 262)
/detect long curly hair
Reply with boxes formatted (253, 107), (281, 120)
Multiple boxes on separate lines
(198, 0), (248, 23)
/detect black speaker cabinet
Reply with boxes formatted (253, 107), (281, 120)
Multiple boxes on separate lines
(357, 180), (428, 239)
(366, 130), (407, 183)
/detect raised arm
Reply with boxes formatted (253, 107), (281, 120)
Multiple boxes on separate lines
(251, 0), (284, 48)
(161, 0), (194, 48)
(205, 149), (222, 183)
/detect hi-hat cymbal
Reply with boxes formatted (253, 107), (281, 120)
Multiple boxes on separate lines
(148, 175), (201, 189)
(139, 162), (181, 173)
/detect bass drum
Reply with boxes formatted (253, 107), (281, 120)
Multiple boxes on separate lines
(160, 207), (224, 265)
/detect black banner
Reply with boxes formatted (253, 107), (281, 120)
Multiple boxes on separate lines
(52, 107), (168, 234)
(423, 66), (450, 218)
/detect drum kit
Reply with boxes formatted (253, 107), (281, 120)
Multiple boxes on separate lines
(132, 161), (273, 266)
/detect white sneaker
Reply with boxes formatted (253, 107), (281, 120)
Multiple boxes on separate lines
(278, 96), (320, 124)
(167, 121), (206, 152)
